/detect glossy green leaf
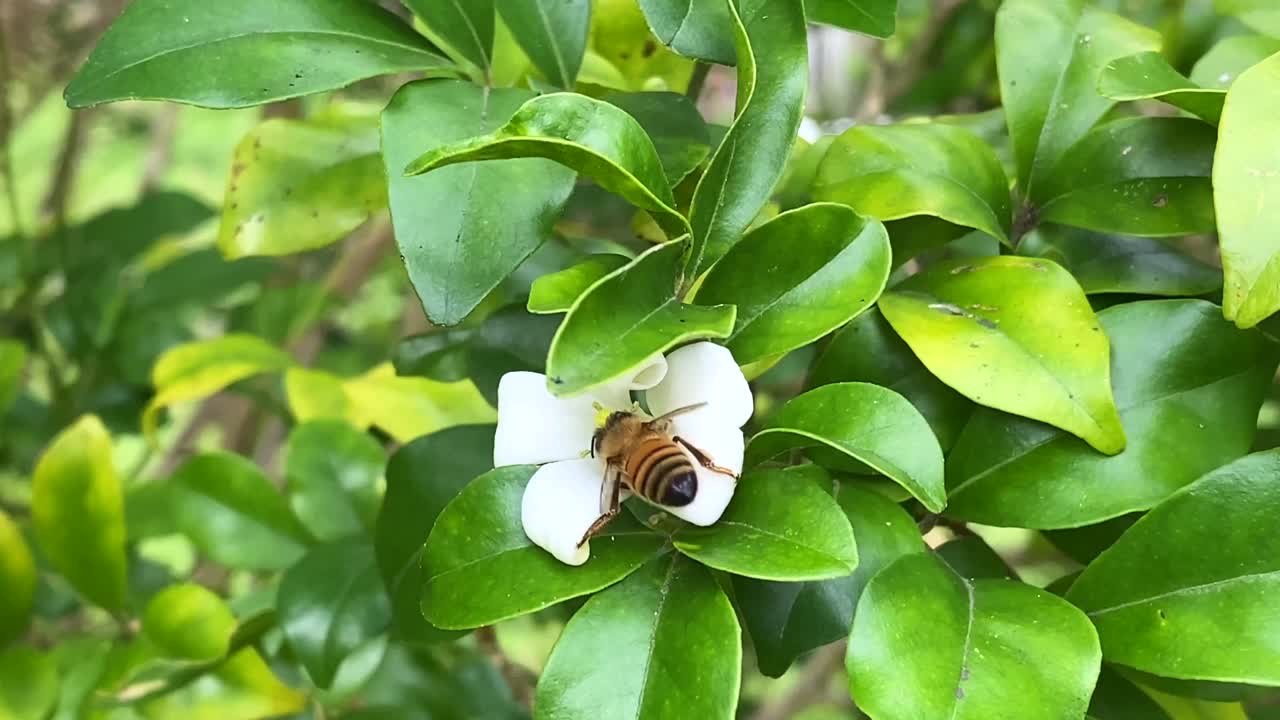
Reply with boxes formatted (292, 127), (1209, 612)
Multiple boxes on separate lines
(546, 241), (735, 396)
(341, 363), (495, 443)
(170, 452), (312, 571)
(1020, 225), (1221, 297)
(606, 91), (711, 185)
(849, 552), (1101, 720)
(1099, 52), (1224, 123)
(1189, 35), (1280, 90)
(64, 0), (451, 109)
(636, 0), (736, 65)
(535, 554), (740, 720)
(734, 483), (923, 678)
(807, 0), (897, 37)
(814, 122), (1012, 245)
(809, 310), (973, 453)
(673, 465), (857, 581)
(997, 0), (1160, 197)
(393, 328), (473, 382)
(1215, 51), (1280, 328)
(279, 542), (390, 688)
(879, 256), (1126, 454)
(421, 466), (664, 629)
(947, 299), (1279, 528)
(1043, 514), (1138, 566)
(382, 79), (575, 325)
(0, 340), (25, 417)
(284, 421), (384, 542)
(747, 383), (946, 512)
(406, 92), (687, 239)
(528, 255), (630, 314)
(376, 426), (494, 645)
(936, 535), (1013, 580)
(403, 0), (493, 72)
(142, 334), (292, 438)
(31, 416), (128, 613)
(686, 0), (808, 276)
(468, 305), (561, 405)
(1217, 0), (1280, 36)
(0, 510), (36, 646)
(0, 647), (58, 720)
(1036, 117), (1216, 237)
(1067, 450), (1280, 684)
(694, 203), (891, 365)
(497, 0), (589, 87)
(217, 110), (385, 258)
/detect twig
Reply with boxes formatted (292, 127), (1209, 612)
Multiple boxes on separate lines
(475, 626), (537, 709)
(42, 110), (89, 228)
(750, 641), (848, 720)
(857, 0), (967, 121)
(140, 105), (180, 192)
(686, 62), (711, 103)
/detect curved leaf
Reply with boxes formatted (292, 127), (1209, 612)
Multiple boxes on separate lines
(31, 416), (128, 613)
(1215, 51), (1280, 328)
(403, 0), (494, 72)
(284, 420), (384, 542)
(694, 203), (891, 365)
(1020, 225), (1221, 297)
(814, 122), (1012, 245)
(747, 383), (946, 512)
(546, 241), (735, 397)
(0, 647), (59, 720)
(686, 0), (808, 275)
(807, 0), (897, 37)
(606, 91), (711, 185)
(421, 466), (664, 629)
(1067, 450), (1280, 685)
(528, 255), (630, 314)
(64, 0), (451, 108)
(879, 256), (1126, 454)
(535, 554), (740, 720)
(947, 299), (1279, 528)
(849, 552), (1101, 720)
(0, 510), (36, 646)
(1189, 35), (1280, 90)
(1099, 52), (1224, 124)
(497, 0), (590, 88)
(382, 79), (575, 326)
(637, 0), (736, 65)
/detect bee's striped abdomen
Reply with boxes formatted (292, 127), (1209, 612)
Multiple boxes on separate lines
(624, 435), (697, 507)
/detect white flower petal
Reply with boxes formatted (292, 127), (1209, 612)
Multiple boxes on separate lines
(521, 458), (609, 566)
(663, 455), (737, 526)
(670, 414), (744, 477)
(494, 372), (629, 467)
(627, 353), (668, 390)
(646, 342), (753, 428)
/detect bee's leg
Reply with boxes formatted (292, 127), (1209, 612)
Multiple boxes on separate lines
(674, 436), (738, 479)
(578, 464), (624, 547)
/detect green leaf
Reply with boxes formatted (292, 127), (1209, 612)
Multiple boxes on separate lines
(686, 0), (808, 276)
(1087, 667), (1173, 720)
(1215, 51), (1280, 328)
(1216, 0), (1280, 36)
(421, 466), (664, 629)
(0, 339), (25, 417)
(341, 363), (495, 443)
(535, 554), (740, 720)
(814, 121), (1011, 245)
(1099, 52), (1225, 124)
(1043, 514), (1138, 566)
(63, 0), (451, 109)
(1020, 225), (1221, 297)
(169, 452), (312, 571)
(694, 203), (891, 365)
(806, 0), (897, 37)
(31, 416), (128, 613)
(1036, 117), (1216, 237)
(606, 91), (711, 186)
(673, 465), (857, 581)
(284, 421), (384, 542)
(546, 241), (735, 397)
(1067, 449), (1280, 684)
(393, 328), (473, 382)
(849, 552), (1101, 720)
(809, 309), (973, 453)
(217, 109), (385, 258)
(142, 584), (238, 662)
(636, 0), (736, 65)
(996, 0), (1160, 196)
(403, 0), (493, 73)
(497, 0), (589, 88)
(0, 647), (58, 720)
(935, 535), (1013, 580)
(734, 483), (924, 678)
(376, 426), (494, 645)
(406, 92), (687, 239)
(747, 383), (946, 512)
(279, 542), (390, 688)
(0, 510), (36, 646)
(382, 79), (575, 326)
(878, 256), (1126, 454)
(528, 255), (630, 314)
(946, 299), (1279, 528)
(468, 305), (561, 405)
(1189, 35), (1280, 90)
(142, 334), (292, 439)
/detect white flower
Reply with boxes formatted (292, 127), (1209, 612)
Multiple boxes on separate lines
(494, 342), (753, 565)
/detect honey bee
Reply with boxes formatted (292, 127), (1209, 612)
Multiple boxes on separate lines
(580, 402), (737, 546)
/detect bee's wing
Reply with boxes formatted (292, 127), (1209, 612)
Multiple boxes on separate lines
(600, 462), (622, 514)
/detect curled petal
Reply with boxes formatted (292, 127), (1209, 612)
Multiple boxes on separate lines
(494, 372), (628, 467)
(627, 353), (668, 390)
(521, 458), (609, 566)
(647, 342), (753, 428)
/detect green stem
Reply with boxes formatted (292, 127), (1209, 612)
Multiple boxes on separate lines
(685, 62), (711, 102)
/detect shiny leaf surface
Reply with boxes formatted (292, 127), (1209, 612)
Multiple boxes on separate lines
(1099, 52), (1225, 123)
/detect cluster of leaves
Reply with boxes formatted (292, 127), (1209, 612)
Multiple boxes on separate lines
(2, 0), (1280, 718)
